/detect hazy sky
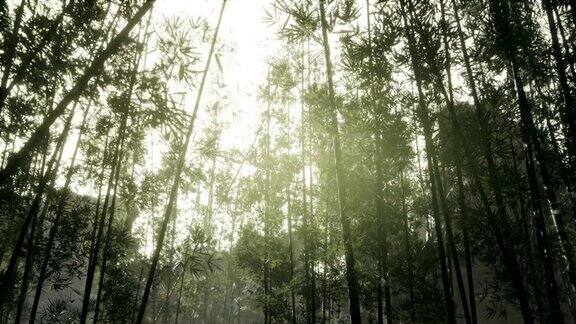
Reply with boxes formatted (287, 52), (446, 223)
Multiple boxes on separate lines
(157, 0), (281, 152)
(138, 0), (282, 252)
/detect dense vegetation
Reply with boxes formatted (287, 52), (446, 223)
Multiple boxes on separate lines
(1, 0), (576, 322)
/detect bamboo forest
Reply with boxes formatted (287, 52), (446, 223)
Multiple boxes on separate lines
(3, 0), (576, 323)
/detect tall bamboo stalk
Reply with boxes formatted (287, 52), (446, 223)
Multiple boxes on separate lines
(318, 1), (362, 322)
(135, 2), (227, 322)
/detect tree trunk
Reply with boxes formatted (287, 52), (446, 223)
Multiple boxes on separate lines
(489, 1), (564, 321)
(365, 2), (392, 321)
(321, 209), (329, 324)
(263, 69), (273, 324)
(27, 107), (89, 322)
(0, 0), (75, 113)
(436, 3), (476, 322)
(0, 0), (155, 185)
(399, 172), (416, 323)
(80, 113), (127, 324)
(175, 263), (186, 324)
(318, 1), (362, 322)
(92, 13), (150, 320)
(92, 121), (127, 323)
(14, 203), (38, 323)
(0, 106), (75, 309)
(0, 0), (26, 115)
(132, 261), (145, 323)
(300, 40), (316, 324)
(448, 1), (536, 321)
(509, 136), (546, 321)
(14, 99), (74, 321)
(542, 0), (576, 171)
(286, 185), (297, 324)
(135, 2), (226, 322)
(399, 1), (456, 322)
(453, 163), (480, 324)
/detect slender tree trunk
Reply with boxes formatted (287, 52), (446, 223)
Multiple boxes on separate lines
(14, 97), (72, 321)
(489, 1), (565, 321)
(542, 0), (576, 170)
(262, 70), (273, 324)
(375, 138), (393, 324)
(321, 174), (329, 324)
(520, 123), (564, 322)
(509, 136), (546, 321)
(452, 162), (480, 324)
(24, 106), (88, 322)
(201, 154), (217, 324)
(435, 3), (475, 322)
(399, 172), (416, 323)
(365, 2), (392, 321)
(448, 1), (536, 321)
(163, 211), (177, 324)
(0, 0), (155, 185)
(288, 186), (297, 324)
(308, 105), (317, 324)
(0, 107), (75, 309)
(399, 1), (456, 322)
(554, 7), (576, 82)
(299, 40), (316, 324)
(135, 2), (226, 322)
(14, 199), (39, 323)
(92, 15), (150, 321)
(132, 261), (144, 323)
(217, 185), (242, 320)
(79, 8), (153, 317)
(0, 0), (74, 113)
(82, 133), (109, 306)
(0, 0), (26, 115)
(79, 113), (127, 323)
(376, 260), (383, 324)
(175, 263), (186, 324)
(92, 125), (127, 323)
(318, 2), (362, 322)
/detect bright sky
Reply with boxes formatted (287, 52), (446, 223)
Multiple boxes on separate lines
(157, 0), (280, 152)
(136, 0), (282, 254)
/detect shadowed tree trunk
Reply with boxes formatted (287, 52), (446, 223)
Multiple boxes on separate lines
(92, 14), (151, 321)
(14, 104), (74, 322)
(0, 105), (76, 310)
(399, 171), (416, 323)
(0, 0), (76, 113)
(488, 1), (564, 321)
(445, 1), (536, 321)
(318, 1), (362, 322)
(399, 1), (456, 322)
(92, 117), (128, 323)
(0, 0), (155, 185)
(80, 112), (128, 324)
(285, 97), (297, 324)
(0, 0), (26, 115)
(28, 107), (90, 322)
(541, 0), (576, 173)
